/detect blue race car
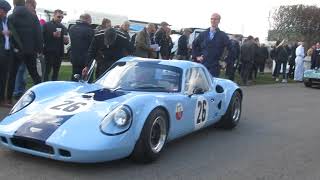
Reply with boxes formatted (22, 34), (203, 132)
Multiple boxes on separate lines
(0, 57), (242, 163)
(304, 69), (320, 87)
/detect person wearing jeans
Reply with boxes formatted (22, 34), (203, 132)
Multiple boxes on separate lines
(274, 40), (289, 83)
(13, 63), (27, 99)
(7, 0), (43, 105)
(275, 61), (288, 82)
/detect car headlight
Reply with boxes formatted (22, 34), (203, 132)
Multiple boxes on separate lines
(10, 91), (35, 115)
(100, 105), (132, 136)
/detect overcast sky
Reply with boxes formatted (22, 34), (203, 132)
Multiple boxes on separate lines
(17, 0), (320, 41)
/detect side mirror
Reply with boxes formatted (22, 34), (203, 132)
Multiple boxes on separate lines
(73, 74), (81, 82)
(193, 87), (204, 95)
(188, 87), (204, 97)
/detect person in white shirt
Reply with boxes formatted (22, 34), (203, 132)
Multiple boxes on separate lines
(294, 42), (305, 82)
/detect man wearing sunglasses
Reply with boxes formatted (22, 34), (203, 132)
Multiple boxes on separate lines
(42, 9), (69, 81)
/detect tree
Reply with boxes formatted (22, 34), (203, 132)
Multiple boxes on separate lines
(269, 4), (320, 46)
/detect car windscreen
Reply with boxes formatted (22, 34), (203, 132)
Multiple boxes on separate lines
(96, 61), (182, 92)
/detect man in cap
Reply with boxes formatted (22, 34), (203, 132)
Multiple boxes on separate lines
(0, 0), (22, 106)
(177, 28), (192, 60)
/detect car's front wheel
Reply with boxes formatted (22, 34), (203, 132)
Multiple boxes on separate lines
(215, 91), (242, 129)
(131, 108), (168, 163)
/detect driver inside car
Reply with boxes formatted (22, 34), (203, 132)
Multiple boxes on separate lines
(125, 67), (157, 87)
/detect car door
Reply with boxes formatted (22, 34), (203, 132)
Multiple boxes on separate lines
(184, 67), (219, 131)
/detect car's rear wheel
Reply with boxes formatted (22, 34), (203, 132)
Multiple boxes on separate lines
(131, 108), (168, 163)
(215, 91), (242, 129)
(304, 79), (312, 87)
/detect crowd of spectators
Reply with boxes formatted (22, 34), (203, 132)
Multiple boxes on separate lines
(1, 0), (319, 107)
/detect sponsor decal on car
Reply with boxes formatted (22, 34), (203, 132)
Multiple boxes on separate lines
(176, 103), (184, 120)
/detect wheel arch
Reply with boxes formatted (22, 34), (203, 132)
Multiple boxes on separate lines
(126, 96), (170, 143)
(132, 105), (170, 140)
(154, 106), (171, 132)
(215, 78), (242, 115)
(235, 88), (243, 100)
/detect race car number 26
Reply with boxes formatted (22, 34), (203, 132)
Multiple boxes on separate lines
(50, 100), (87, 112)
(47, 100), (91, 115)
(197, 100), (207, 124)
(194, 96), (209, 130)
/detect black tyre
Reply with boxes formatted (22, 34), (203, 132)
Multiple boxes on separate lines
(304, 79), (312, 87)
(131, 108), (168, 163)
(215, 91), (242, 129)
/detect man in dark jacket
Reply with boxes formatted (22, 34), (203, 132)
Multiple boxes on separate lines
(119, 21), (134, 56)
(256, 43), (269, 73)
(177, 28), (191, 60)
(69, 13), (94, 81)
(311, 42), (320, 69)
(288, 43), (297, 79)
(225, 35), (241, 81)
(42, 9), (68, 81)
(274, 40), (289, 82)
(155, 21), (169, 59)
(192, 13), (233, 77)
(240, 36), (257, 85)
(0, 0), (22, 106)
(13, 0), (37, 100)
(82, 27), (131, 78)
(6, 0), (42, 105)
(94, 18), (112, 79)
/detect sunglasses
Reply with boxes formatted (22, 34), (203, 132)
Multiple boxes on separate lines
(57, 16), (64, 19)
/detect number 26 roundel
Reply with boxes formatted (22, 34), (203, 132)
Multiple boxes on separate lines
(194, 96), (209, 130)
(46, 100), (92, 115)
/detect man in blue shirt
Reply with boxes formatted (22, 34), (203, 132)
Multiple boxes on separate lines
(192, 13), (233, 77)
(0, 0), (22, 107)
(0, 0), (12, 107)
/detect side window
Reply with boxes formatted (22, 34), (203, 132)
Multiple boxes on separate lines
(185, 68), (210, 94)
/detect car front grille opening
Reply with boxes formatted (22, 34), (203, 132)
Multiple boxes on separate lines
(59, 149), (71, 157)
(11, 137), (54, 154)
(1, 136), (8, 144)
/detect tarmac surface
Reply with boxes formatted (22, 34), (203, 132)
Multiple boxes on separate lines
(0, 83), (319, 180)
